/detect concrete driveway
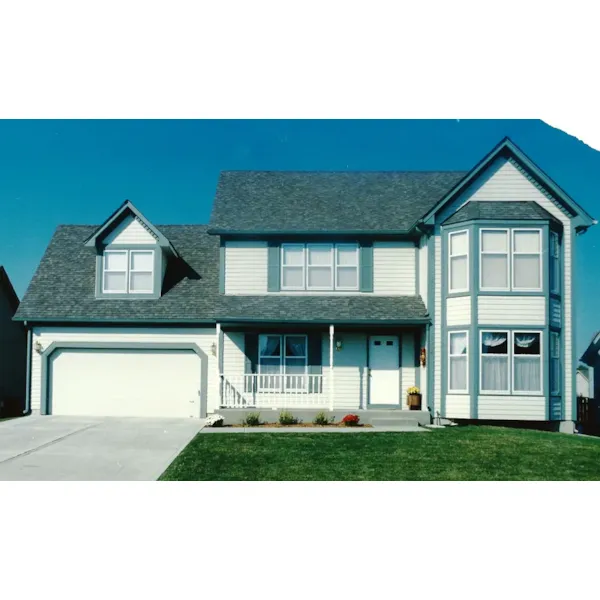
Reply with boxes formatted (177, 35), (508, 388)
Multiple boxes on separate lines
(0, 415), (205, 481)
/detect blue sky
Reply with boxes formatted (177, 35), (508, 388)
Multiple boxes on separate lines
(1, 119), (598, 355)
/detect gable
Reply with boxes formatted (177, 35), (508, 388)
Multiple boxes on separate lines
(103, 215), (158, 245)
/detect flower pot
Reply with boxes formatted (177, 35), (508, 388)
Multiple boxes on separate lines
(407, 393), (422, 411)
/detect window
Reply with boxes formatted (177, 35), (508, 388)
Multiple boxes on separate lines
(448, 331), (468, 393)
(480, 330), (543, 394)
(550, 232), (560, 294)
(512, 230), (541, 290)
(550, 332), (560, 395)
(513, 332), (542, 393)
(449, 230), (469, 293)
(480, 229), (509, 290)
(480, 331), (509, 393)
(258, 334), (307, 391)
(281, 243), (359, 291)
(102, 249), (154, 295)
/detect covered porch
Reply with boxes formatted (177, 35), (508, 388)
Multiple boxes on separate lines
(214, 321), (429, 412)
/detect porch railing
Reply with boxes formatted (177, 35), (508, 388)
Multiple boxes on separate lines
(220, 374), (325, 408)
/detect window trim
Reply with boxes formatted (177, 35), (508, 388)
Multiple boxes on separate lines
(479, 330), (510, 395)
(334, 243), (359, 291)
(550, 331), (560, 395)
(448, 229), (469, 294)
(102, 250), (128, 294)
(512, 229), (542, 292)
(512, 330), (543, 395)
(448, 330), (469, 394)
(479, 228), (510, 292)
(128, 249), (155, 294)
(257, 334), (308, 392)
(306, 243), (334, 291)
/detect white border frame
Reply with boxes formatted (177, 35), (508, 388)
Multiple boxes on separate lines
(280, 243), (306, 291)
(102, 249), (128, 294)
(128, 249), (155, 294)
(479, 228), (510, 292)
(306, 243), (334, 291)
(479, 329), (510, 395)
(334, 243), (359, 291)
(448, 229), (469, 293)
(512, 330), (543, 395)
(512, 229), (543, 292)
(448, 330), (469, 394)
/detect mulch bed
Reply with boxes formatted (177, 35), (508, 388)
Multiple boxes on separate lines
(222, 423), (373, 428)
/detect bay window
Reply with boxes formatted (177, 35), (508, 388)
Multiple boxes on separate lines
(550, 332), (560, 395)
(513, 332), (542, 392)
(258, 334), (308, 391)
(512, 230), (541, 290)
(281, 243), (359, 291)
(448, 331), (468, 393)
(480, 229), (509, 290)
(449, 230), (469, 293)
(480, 331), (509, 393)
(550, 232), (560, 294)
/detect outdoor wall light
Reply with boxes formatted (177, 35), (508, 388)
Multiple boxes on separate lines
(420, 348), (426, 367)
(210, 342), (217, 357)
(34, 340), (44, 354)
(335, 339), (343, 351)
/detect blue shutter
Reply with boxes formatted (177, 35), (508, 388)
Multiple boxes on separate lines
(267, 242), (280, 292)
(360, 242), (373, 292)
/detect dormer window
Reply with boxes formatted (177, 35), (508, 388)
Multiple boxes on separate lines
(102, 249), (155, 294)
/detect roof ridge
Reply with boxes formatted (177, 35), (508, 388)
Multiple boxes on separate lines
(220, 169), (469, 174)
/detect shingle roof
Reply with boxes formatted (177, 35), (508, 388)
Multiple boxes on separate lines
(14, 227), (429, 324)
(216, 295), (428, 324)
(443, 201), (558, 225)
(14, 225), (220, 322)
(209, 171), (467, 234)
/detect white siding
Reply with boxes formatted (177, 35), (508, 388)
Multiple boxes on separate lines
(104, 216), (157, 245)
(401, 332), (416, 398)
(434, 234), (442, 415)
(576, 372), (590, 398)
(478, 396), (546, 421)
(224, 241), (268, 294)
(327, 333), (368, 410)
(30, 327), (218, 414)
(446, 296), (471, 326)
(418, 236), (428, 308)
(373, 242), (416, 295)
(445, 395), (471, 419)
(222, 332), (245, 376)
(477, 296), (546, 325)
(456, 156), (573, 418)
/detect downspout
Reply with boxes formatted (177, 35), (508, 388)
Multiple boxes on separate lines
(23, 322), (32, 415)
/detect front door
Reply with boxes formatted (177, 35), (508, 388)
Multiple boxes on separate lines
(368, 336), (400, 405)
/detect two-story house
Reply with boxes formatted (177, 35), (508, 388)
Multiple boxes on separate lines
(13, 138), (596, 431)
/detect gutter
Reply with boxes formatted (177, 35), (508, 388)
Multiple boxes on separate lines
(24, 322), (31, 415)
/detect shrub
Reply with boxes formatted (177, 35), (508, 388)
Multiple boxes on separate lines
(279, 410), (300, 425)
(242, 412), (261, 426)
(205, 414), (224, 427)
(342, 414), (360, 427)
(312, 411), (331, 426)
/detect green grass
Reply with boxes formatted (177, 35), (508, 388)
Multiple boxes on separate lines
(159, 426), (600, 481)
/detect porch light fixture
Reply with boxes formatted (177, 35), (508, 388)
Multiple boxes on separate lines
(210, 342), (217, 357)
(335, 338), (343, 351)
(420, 348), (426, 367)
(34, 340), (44, 354)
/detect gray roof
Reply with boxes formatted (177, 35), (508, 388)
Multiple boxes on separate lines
(443, 201), (557, 225)
(216, 295), (428, 324)
(209, 170), (467, 234)
(14, 226), (428, 324)
(14, 225), (220, 322)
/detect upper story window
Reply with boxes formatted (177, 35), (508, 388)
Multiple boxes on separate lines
(550, 232), (560, 294)
(281, 243), (359, 291)
(102, 249), (154, 294)
(479, 228), (542, 292)
(448, 230), (469, 293)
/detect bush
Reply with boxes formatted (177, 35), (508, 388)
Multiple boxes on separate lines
(312, 411), (331, 426)
(205, 414), (225, 427)
(242, 412), (261, 426)
(342, 414), (360, 427)
(279, 410), (300, 425)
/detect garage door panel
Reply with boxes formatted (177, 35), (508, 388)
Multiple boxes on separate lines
(50, 348), (200, 418)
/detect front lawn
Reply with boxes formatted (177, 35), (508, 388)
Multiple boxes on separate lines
(159, 426), (600, 481)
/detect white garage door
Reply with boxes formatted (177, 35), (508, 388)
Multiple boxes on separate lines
(49, 348), (201, 418)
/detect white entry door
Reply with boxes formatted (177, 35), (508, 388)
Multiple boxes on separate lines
(369, 336), (400, 405)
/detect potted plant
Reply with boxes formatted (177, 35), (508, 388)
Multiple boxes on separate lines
(406, 386), (422, 410)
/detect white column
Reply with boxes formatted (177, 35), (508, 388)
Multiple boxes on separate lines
(329, 324), (335, 411)
(216, 323), (222, 408)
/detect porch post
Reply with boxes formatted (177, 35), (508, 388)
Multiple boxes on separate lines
(216, 322), (222, 408)
(329, 324), (335, 411)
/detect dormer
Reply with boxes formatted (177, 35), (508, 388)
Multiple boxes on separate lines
(84, 200), (178, 299)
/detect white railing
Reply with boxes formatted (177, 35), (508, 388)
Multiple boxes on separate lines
(220, 374), (325, 408)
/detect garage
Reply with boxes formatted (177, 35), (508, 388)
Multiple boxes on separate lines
(48, 347), (202, 418)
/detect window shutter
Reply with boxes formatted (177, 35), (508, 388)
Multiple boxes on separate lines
(267, 242), (280, 292)
(360, 242), (373, 292)
(244, 333), (259, 374)
(307, 332), (323, 375)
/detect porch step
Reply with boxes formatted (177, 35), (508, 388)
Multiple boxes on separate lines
(371, 417), (421, 428)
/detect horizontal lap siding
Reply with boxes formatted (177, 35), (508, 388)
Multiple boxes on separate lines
(104, 216), (157, 245)
(419, 237), (428, 308)
(446, 296), (471, 326)
(326, 333), (367, 410)
(445, 395), (471, 418)
(477, 396), (546, 420)
(30, 327), (218, 414)
(225, 241), (268, 294)
(477, 296), (546, 325)
(373, 242), (416, 295)
(434, 235), (442, 415)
